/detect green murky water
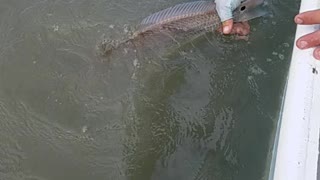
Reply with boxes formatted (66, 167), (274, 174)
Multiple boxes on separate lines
(0, 0), (300, 179)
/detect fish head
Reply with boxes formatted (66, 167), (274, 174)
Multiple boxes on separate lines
(232, 0), (269, 22)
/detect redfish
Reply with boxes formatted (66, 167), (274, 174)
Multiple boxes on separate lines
(99, 0), (267, 57)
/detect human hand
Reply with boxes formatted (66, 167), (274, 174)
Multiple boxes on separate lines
(215, 0), (251, 36)
(295, 9), (320, 60)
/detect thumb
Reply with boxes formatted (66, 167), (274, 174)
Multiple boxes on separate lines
(215, 0), (242, 34)
(222, 19), (234, 34)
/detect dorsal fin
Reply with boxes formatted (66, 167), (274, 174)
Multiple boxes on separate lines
(138, 1), (216, 31)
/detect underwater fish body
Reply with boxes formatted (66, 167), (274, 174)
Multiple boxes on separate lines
(99, 0), (267, 59)
(95, 0), (268, 100)
(100, 1), (219, 57)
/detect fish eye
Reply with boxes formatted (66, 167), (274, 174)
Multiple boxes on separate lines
(240, 6), (246, 11)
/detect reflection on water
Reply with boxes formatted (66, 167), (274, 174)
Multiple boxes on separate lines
(0, 0), (300, 180)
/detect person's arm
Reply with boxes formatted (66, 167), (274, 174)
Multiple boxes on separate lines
(215, 0), (242, 34)
(295, 9), (320, 60)
(215, 0), (250, 36)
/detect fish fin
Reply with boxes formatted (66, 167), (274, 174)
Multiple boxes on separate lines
(138, 1), (215, 30)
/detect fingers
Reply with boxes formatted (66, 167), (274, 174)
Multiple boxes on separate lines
(296, 29), (320, 61)
(295, 9), (320, 25)
(295, 10), (320, 60)
(313, 47), (320, 60)
(230, 21), (250, 36)
(296, 30), (320, 49)
(217, 21), (250, 36)
(222, 19), (234, 34)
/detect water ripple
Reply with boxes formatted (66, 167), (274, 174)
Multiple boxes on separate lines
(268, 0), (300, 17)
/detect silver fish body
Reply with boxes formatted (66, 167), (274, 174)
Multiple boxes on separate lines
(100, 1), (219, 58)
(135, 1), (219, 36)
(99, 0), (267, 58)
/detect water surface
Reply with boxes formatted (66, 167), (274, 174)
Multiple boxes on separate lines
(0, 0), (300, 179)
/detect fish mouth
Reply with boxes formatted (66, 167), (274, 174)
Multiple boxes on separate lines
(232, 0), (269, 22)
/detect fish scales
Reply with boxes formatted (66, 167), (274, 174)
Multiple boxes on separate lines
(101, 1), (221, 57)
(136, 1), (218, 35)
(134, 12), (220, 55)
(100, 0), (268, 57)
